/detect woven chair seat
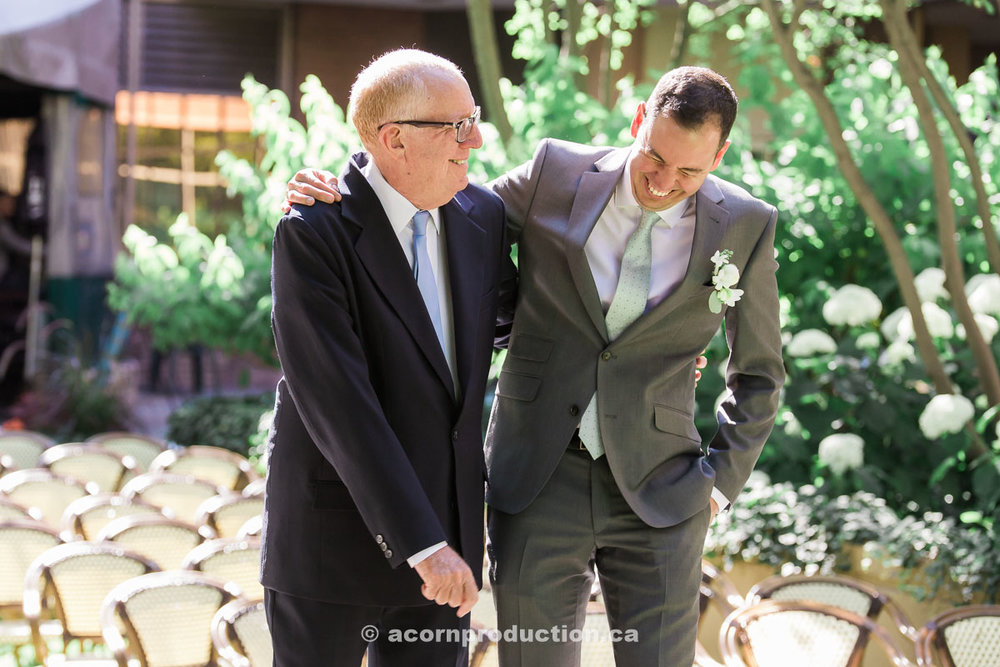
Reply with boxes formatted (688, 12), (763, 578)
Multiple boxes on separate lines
(0, 431), (55, 470)
(212, 598), (272, 667)
(182, 537), (263, 600)
(86, 432), (167, 472)
(97, 514), (214, 570)
(195, 493), (264, 538)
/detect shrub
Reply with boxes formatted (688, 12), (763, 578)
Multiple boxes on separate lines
(167, 392), (273, 457)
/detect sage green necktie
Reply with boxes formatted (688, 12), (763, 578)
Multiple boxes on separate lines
(578, 209), (660, 459)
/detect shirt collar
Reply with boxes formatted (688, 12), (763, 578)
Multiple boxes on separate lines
(361, 157), (441, 235)
(614, 163), (694, 228)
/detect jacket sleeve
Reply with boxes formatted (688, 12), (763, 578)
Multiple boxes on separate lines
(707, 206), (786, 503)
(271, 206), (446, 568)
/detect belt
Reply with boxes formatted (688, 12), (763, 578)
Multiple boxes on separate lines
(568, 429), (588, 451)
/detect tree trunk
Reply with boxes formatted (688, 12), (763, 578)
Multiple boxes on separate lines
(668, 0), (693, 70)
(759, 0), (956, 404)
(466, 0), (514, 146)
(885, 0), (1000, 275)
(563, 0), (587, 95)
(880, 0), (1000, 417)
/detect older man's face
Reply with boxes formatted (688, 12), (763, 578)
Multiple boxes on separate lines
(393, 74), (483, 210)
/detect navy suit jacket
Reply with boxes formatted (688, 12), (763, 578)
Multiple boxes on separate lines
(261, 152), (515, 605)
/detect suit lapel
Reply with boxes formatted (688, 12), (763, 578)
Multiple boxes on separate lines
(563, 148), (629, 340)
(624, 176), (731, 341)
(443, 191), (485, 405)
(343, 157), (455, 398)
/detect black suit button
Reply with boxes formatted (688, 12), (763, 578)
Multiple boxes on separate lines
(452, 429), (460, 441)
(569, 405), (580, 416)
(379, 543), (387, 552)
(375, 535), (384, 545)
(384, 550), (393, 559)
(601, 351), (613, 361)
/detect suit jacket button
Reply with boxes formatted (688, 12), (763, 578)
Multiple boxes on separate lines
(601, 351), (613, 361)
(569, 405), (580, 416)
(375, 535), (384, 544)
(379, 543), (387, 551)
(384, 550), (393, 559)
(451, 429), (460, 441)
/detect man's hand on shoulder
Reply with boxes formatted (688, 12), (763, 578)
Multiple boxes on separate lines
(413, 546), (479, 618)
(282, 168), (342, 212)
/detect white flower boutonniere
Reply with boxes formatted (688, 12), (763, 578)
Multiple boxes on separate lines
(709, 249), (743, 314)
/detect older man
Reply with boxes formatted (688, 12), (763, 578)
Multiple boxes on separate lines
(261, 49), (515, 666)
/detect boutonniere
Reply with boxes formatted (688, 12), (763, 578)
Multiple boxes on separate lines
(709, 249), (743, 314)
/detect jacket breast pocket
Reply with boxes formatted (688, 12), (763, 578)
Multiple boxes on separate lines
(653, 404), (701, 444)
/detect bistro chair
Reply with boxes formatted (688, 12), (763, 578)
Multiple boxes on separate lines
(748, 573), (918, 641)
(0, 519), (64, 654)
(85, 432), (167, 472)
(119, 471), (222, 524)
(697, 560), (747, 667)
(100, 571), (241, 667)
(0, 495), (40, 522)
(59, 493), (164, 541)
(915, 604), (1000, 667)
(211, 598), (272, 667)
(150, 445), (259, 492)
(23, 541), (159, 664)
(181, 537), (263, 600)
(40, 443), (136, 494)
(97, 514), (215, 570)
(0, 469), (91, 528)
(720, 599), (915, 667)
(0, 430), (55, 470)
(195, 492), (265, 538)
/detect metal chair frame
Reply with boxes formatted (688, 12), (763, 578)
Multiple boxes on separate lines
(86, 432), (167, 472)
(915, 604), (1000, 667)
(150, 445), (259, 492)
(40, 443), (137, 494)
(211, 598), (271, 667)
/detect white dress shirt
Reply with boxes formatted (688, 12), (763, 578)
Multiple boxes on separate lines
(585, 167), (730, 511)
(361, 160), (455, 566)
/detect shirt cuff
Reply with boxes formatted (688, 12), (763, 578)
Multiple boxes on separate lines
(407, 541), (447, 567)
(711, 487), (731, 512)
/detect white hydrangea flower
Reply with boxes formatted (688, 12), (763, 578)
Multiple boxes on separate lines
(965, 274), (1000, 316)
(786, 329), (837, 357)
(822, 284), (883, 326)
(746, 470), (771, 488)
(817, 433), (864, 475)
(880, 306), (909, 340)
(714, 263), (740, 289)
(856, 331), (881, 350)
(918, 394), (975, 440)
(956, 313), (999, 344)
(914, 267), (949, 302)
(882, 303), (954, 340)
(878, 339), (916, 367)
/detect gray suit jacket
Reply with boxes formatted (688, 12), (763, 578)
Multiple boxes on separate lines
(485, 138), (785, 528)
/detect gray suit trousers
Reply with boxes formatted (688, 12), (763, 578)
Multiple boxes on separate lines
(487, 446), (711, 667)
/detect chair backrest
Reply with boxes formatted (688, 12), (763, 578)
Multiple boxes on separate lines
(0, 495), (40, 522)
(22, 541), (159, 661)
(749, 573), (917, 641)
(120, 471), (222, 524)
(211, 598), (272, 667)
(0, 468), (91, 528)
(97, 514), (215, 570)
(240, 478), (266, 498)
(235, 514), (263, 539)
(915, 604), (1000, 667)
(86, 432), (167, 472)
(40, 443), (137, 494)
(720, 599), (915, 667)
(0, 519), (63, 612)
(150, 445), (259, 491)
(195, 493), (265, 538)
(60, 493), (164, 541)
(0, 430), (55, 470)
(101, 570), (240, 667)
(181, 537), (263, 600)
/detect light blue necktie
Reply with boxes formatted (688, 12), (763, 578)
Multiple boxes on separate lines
(578, 209), (660, 459)
(411, 210), (445, 352)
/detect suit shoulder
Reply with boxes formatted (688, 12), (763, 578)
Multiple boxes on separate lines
(276, 201), (345, 240)
(709, 175), (776, 217)
(537, 138), (615, 164)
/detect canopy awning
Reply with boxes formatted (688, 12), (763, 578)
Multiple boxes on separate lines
(0, 0), (121, 107)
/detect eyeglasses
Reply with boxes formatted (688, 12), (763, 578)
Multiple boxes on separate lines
(379, 107), (481, 143)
